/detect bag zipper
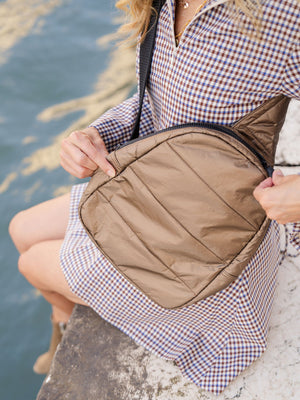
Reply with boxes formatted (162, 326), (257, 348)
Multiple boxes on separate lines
(115, 122), (274, 177)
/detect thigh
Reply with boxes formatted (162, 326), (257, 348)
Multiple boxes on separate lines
(10, 192), (71, 253)
(19, 239), (87, 305)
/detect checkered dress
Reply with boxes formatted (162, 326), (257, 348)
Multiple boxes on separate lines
(60, 0), (300, 395)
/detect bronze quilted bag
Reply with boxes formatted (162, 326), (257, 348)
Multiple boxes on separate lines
(78, 1), (290, 308)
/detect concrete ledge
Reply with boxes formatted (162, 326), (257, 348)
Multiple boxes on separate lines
(36, 305), (204, 400)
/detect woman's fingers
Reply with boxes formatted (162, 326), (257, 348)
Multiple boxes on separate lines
(60, 129), (115, 178)
(82, 127), (108, 153)
(253, 177), (273, 202)
(253, 171), (300, 224)
(67, 131), (115, 177)
(60, 150), (94, 179)
(61, 139), (98, 171)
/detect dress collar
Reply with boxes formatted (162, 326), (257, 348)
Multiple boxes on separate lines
(166, 0), (230, 22)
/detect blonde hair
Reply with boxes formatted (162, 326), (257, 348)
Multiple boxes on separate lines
(116, 0), (262, 43)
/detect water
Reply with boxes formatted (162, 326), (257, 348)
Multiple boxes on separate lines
(0, 1), (133, 398)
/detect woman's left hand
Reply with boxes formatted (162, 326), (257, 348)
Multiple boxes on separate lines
(253, 170), (300, 224)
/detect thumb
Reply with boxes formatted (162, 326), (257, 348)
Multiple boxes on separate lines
(253, 177), (273, 201)
(272, 169), (284, 186)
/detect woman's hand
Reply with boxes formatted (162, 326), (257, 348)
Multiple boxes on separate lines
(253, 170), (300, 224)
(60, 127), (115, 179)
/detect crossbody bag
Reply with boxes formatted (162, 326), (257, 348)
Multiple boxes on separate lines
(79, 0), (290, 309)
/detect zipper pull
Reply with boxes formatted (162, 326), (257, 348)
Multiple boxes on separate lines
(115, 142), (123, 151)
(266, 165), (274, 177)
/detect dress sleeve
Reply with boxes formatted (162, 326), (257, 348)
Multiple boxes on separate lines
(281, 42), (300, 251)
(281, 42), (300, 100)
(89, 91), (154, 153)
(290, 222), (300, 252)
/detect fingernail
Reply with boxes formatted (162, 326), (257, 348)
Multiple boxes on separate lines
(107, 169), (115, 177)
(275, 169), (283, 176)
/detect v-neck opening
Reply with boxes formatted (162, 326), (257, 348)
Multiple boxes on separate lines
(167, 0), (229, 49)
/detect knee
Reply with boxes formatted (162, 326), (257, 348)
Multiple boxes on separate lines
(9, 210), (30, 253)
(18, 250), (31, 278)
(18, 250), (34, 281)
(17, 248), (40, 287)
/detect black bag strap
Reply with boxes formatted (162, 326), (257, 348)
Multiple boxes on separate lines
(130, 0), (165, 140)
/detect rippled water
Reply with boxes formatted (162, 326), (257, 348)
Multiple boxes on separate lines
(0, 1), (135, 398)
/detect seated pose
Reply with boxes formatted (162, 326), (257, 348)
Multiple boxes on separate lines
(9, 0), (300, 395)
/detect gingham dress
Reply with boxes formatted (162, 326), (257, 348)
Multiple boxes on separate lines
(60, 0), (300, 395)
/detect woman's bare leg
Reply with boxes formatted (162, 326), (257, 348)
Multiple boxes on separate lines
(18, 239), (87, 322)
(9, 192), (71, 254)
(9, 192), (86, 322)
(9, 192), (87, 373)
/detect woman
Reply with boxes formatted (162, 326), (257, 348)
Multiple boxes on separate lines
(9, 0), (300, 395)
